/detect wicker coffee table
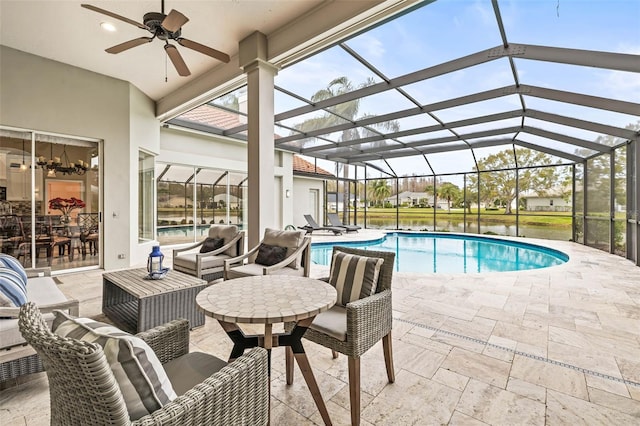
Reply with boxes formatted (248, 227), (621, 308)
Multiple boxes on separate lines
(103, 268), (208, 333)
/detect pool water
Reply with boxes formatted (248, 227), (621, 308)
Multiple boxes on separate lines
(311, 232), (569, 274)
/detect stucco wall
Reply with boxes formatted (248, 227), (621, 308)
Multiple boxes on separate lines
(293, 176), (325, 228)
(159, 126), (295, 234)
(0, 45), (156, 270)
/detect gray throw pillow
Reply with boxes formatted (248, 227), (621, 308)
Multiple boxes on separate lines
(199, 237), (224, 253)
(255, 243), (288, 266)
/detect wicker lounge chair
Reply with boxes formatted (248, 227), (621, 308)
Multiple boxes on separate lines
(18, 302), (269, 425)
(285, 246), (395, 426)
(298, 214), (343, 235)
(327, 213), (361, 233)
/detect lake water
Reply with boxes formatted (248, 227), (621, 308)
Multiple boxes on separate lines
(365, 218), (572, 240)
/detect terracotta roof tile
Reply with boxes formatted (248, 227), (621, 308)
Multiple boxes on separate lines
(177, 106), (333, 177)
(293, 156), (333, 176)
(179, 104), (242, 130)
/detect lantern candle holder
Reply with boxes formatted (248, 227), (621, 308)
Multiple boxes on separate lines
(146, 245), (170, 279)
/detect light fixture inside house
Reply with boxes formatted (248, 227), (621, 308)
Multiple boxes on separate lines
(36, 143), (88, 176)
(100, 21), (117, 32)
(19, 139), (28, 171)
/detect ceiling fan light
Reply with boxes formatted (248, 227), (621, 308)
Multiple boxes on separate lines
(100, 21), (117, 32)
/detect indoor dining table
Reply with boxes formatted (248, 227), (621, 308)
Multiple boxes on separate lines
(196, 274), (337, 426)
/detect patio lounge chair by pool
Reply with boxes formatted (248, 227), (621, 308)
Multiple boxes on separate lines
(299, 214), (343, 235)
(327, 213), (361, 233)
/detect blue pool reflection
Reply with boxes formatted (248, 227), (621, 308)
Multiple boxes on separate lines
(311, 232), (568, 274)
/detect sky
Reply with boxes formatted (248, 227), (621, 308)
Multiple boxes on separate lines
(219, 0), (640, 185)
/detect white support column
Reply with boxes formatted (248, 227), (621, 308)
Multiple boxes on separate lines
(239, 32), (278, 247)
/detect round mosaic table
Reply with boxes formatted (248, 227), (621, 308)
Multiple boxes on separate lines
(196, 275), (336, 426)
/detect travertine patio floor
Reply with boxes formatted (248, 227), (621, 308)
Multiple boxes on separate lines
(2, 231), (639, 425)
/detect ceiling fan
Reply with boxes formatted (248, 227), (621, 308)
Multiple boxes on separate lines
(81, 1), (230, 77)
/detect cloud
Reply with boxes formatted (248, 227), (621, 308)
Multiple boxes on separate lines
(616, 42), (640, 55)
(600, 69), (640, 101)
(349, 34), (385, 59)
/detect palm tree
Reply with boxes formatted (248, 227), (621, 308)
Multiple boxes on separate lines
(437, 182), (461, 213)
(368, 179), (391, 207)
(294, 76), (400, 213)
(293, 76), (400, 144)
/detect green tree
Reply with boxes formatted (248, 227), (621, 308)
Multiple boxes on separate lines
(468, 149), (562, 215)
(293, 77), (400, 147)
(368, 179), (391, 207)
(436, 182), (461, 212)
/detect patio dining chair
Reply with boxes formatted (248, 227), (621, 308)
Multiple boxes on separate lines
(285, 245), (396, 426)
(77, 213), (99, 257)
(18, 302), (269, 425)
(172, 225), (245, 281)
(224, 228), (311, 279)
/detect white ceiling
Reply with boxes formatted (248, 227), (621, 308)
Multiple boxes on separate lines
(0, 0), (326, 101)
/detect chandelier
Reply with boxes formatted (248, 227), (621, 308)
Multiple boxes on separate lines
(36, 144), (88, 176)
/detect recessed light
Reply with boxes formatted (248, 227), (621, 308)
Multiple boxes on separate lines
(100, 22), (116, 32)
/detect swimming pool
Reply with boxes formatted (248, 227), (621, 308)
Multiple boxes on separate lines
(311, 232), (569, 274)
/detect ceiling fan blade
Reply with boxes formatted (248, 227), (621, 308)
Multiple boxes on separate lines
(106, 37), (153, 54)
(162, 9), (189, 33)
(177, 38), (230, 63)
(164, 44), (191, 76)
(81, 4), (148, 30)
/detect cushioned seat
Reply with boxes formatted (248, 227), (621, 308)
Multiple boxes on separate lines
(225, 262), (307, 278)
(0, 275), (74, 348)
(306, 305), (347, 341)
(172, 252), (230, 271)
(163, 351), (228, 395)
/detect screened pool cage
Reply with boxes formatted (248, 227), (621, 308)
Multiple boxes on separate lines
(167, 0), (639, 266)
(314, 137), (638, 266)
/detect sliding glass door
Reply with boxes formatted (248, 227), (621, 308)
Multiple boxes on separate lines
(0, 127), (101, 271)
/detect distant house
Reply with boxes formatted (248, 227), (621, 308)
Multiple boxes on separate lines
(383, 191), (449, 209)
(519, 189), (571, 212)
(327, 192), (358, 211)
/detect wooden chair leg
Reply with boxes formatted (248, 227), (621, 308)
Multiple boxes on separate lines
(285, 346), (294, 385)
(331, 350), (339, 359)
(348, 356), (360, 426)
(382, 332), (395, 383)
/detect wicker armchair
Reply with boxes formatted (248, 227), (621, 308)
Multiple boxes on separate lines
(285, 246), (396, 426)
(18, 302), (269, 425)
(173, 225), (245, 282)
(224, 229), (311, 280)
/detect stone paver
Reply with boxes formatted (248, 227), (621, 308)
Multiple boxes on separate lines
(1, 231), (639, 425)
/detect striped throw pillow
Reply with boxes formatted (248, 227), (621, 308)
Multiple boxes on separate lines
(0, 268), (28, 308)
(329, 252), (384, 307)
(0, 254), (28, 284)
(52, 311), (177, 420)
